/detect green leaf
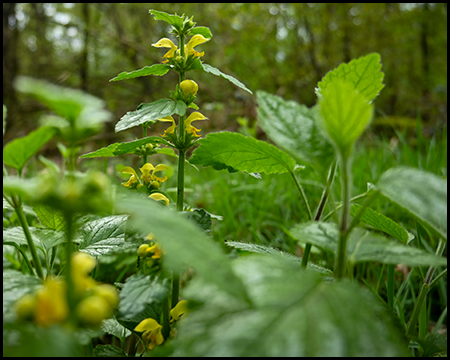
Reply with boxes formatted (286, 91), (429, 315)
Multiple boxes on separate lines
(115, 99), (187, 133)
(14, 76), (109, 125)
(3, 227), (66, 249)
(101, 318), (131, 339)
(3, 126), (56, 171)
(93, 344), (127, 357)
(225, 241), (333, 276)
(351, 204), (413, 244)
(189, 132), (296, 174)
(318, 79), (373, 159)
(80, 137), (174, 159)
(316, 53), (385, 102)
(3, 269), (42, 316)
(200, 63), (252, 94)
(149, 9), (184, 29)
(189, 26), (212, 39)
(117, 191), (250, 304)
(33, 204), (66, 231)
(173, 255), (410, 356)
(290, 222), (447, 267)
(119, 273), (170, 319)
(77, 215), (131, 257)
(256, 90), (334, 174)
(377, 167), (447, 240)
(109, 64), (171, 82)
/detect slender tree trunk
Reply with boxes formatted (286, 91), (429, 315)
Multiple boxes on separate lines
(80, 3), (90, 92)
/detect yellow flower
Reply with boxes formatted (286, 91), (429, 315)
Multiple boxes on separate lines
(140, 163), (168, 185)
(180, 79), (198, 96)
(92, 284), (119, 309)
(157, 116), (176, 137)
(71, 252), (98, 294)
(120, 166), (142, 189)
(76, 295), (112, 327)
(149, 192), (170, 206)
(34, 278), (69, 327)
(147, 243), (162, 259)
(170, 300), (189, 322)
(152, 38), (178, 62)
(184, 34), (209, 57)
(135, 318), (164, 350)
(184, 112), (208, 137)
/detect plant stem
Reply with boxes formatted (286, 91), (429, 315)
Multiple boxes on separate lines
(64, 213), (77, 324)
(143, 124), (148, 165)
(289, 170), (312, 221)
(161, 296), (171, 340)
(334, 155), (351, 279)
(387, 264), (395, 311)
(14, 198), (45, 280)
(301, 161), (337, 268)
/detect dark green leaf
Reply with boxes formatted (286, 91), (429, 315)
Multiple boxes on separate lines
(316, 53), (385, 102)
(200, 63), (252, 94)
(115, 99), (187, 133)
(256, 90), (334, 174)
(174, 255), (410, 356)
(3, 126), (56, 171)
(149, 9), (184, 29)
(3, 269), (42, 316)
(189, 132), (296, 174)
(290, 222), (447, 267)
(93, 344), (127, 357)
(118, 273), (170, 318)
(109, 64), (171, 82)
(377, 166), (447, 240)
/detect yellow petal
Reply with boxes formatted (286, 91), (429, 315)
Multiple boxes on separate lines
(170, 300), (189, 322)
(157, 116), (176, 135)
(153, 164), (169, 173)
(180, 79), (198, 96)
(185, 34), (208, 52)
(184, 112), (208, 126)
(149, 193), (170, 206)
(135, 317), (162, 332)
(120, 166), (138, 178)
(152, 38), (177, 59)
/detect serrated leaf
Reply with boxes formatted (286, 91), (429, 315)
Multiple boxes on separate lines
(257, 91), (334, 174)
(101, 318), (131, 339)
(3, 126), (56, 171)
(316, 53), (385, 102)
(93, 344), (127, 357)
(33, 204), (66, 231)
(77, 215), (131, 257)
(174, 255), (409, 357)
(225, 241), (332, 275)
(189, 132), (295, 174)
(119, 273), (170, 318)
(189, 26), (212, 39)
(290, 222), (447, 267)
(377, 167), (447, 240)
(115, 99), (187, 133)
(149, 9), (184, 29)
(117, 191), (250, 304)
(109, 64), (171, 82)
(351, 204), (412, 243)
(3, 227), (66, 249)
(200, 63), (252, 94)
(318, 79), (373, 159)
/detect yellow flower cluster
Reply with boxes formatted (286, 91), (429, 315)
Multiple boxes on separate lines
(138, 243), (162, 259)
(121, 162), (169, 190)
(152, 34), (209, 63)
(158, 111), (208, 138)
(15, 252), (118, 328)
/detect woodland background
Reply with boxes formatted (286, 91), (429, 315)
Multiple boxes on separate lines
(3, 3), (447, 147)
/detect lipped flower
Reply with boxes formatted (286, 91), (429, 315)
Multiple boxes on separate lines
(170, 300), (189, 322)
(134, 318), (164, 350)
(185, 112), (208, 137)
(149, 192), (170, 206)
(138, 243), (162, 259)
(157, 116), (177, 137)
(120, 166), (142, 190)
(184, 34), (209, 58)
(120, 163), (169, 190)
(152, 38), (177, 63)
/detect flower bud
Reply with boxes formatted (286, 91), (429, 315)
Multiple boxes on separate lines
(138, 244), (150, 257)
(180, 80), (198, 96)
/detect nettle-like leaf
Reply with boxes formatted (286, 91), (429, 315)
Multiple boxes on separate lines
(351, 204), (413, 244)
(76, 215), (133, 257)
(200, 63), (252, 94)
(116, 191), (250, 305)
(115, 99), (187, 133)
(377, 166), (447, 240)
(109, 64), (171, 82)
(189, 26), (212, 39)
(33, 204), (66, 231)
(149, 9), (184, 29)
(3, 126), (56, 171)
(118, 273), (170, 319)
(173, 255), (410, 357)
(290, 222), (447, 267)
(316, 53), (385, 102)
(189, 132), (295, 174)
(256, 91), (334, 174)
(318, 79), (373, 159)
(80, 136), (174, 158)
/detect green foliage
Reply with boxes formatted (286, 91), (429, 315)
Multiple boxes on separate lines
(33, 204), (66, 231)
(377, 166), (447, 240)
(3, 126), (56, 171)
(200, 63), (253, 94)
(290, 221), (447, 267)
(190, 131), (295, 174)
(115, 99), (187, 132)
(256, 90), (334, 174)
(110, 64), (171, 82)
(172, 255), (410, 357)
